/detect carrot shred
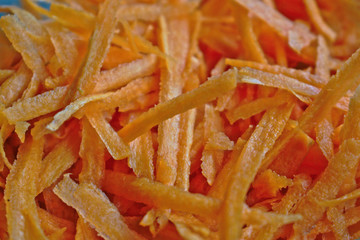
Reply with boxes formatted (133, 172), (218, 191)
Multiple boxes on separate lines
(303, 0), (337, 42)
(220, 102), (294, 240)
(118, 68), (237, 143)
(53, 175), (143, 240)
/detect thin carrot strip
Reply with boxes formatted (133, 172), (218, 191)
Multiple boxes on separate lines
(225, 91), (291, 124)
(315, 115), (334, 160)
(0, 15), (48, 97)
(293, 139), (360, 239)
(0, 63), (32, 107)
(303, 0), (336, 42)
(46, 91), (113, 132)
(103, 170), (301, 226)
(3, 85), (68, 124)
(233, 0), (316, 52)
(299, 48), (360, 134)
(255, 174), (312, 240)
(118, 68), (237, 143)
(231, 3), (267, 63)
(156, 16), (190, 186)
(319, 188), (360, 207)
(115, 2), (199, 22)
(79, 117), (105, 186)
(4, 137), (47, 240)
(326, 206), (351, 240)
(0, 70), (14, 84)
(53, 175), (143, 240)
(220, 102), (294, 240)
(87, 111), (130, 160)
(238, 67), (320, 98)
(93, 54), (157, 93)
(73, 0), (122, 98)
(226, 58), (325, 87)
(315, 35), (330, 82)
(37, 133), (80, 195)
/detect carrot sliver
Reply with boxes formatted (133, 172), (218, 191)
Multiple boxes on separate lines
(299, 48), (360, 134)
(3, 85), (68, 124)
(53, 175), (143, 240)
(156, 16), (190, 186)
(79, 117), (105, 187)
(86, 111), (130, 160)
(128, 129), (155, 180)
(220, 102), (294, 240)
(0, 70), (14, 84)
(233, 0), (316, 52)
(115, 2), (199, 22)
(293, 139), (360, 238)
(256, 174), (312, 240)
(231, 3), (267, 63)
(315, 115), (334, 161)
(46, 91), (113, 132)
(118, 68), (237, 143)
(238, 67), (320, 98)
(37, 132), (80, 195)
(225, 58), (326, 87)
(73, 0), (122, 98)
(326, 206), (351, 240)
(103, 170), (300, 226)
(93, 54), (157, 93)
(315, 35), (330, 82)
(303, 0), (336, 42)
(4, 137), (47, 240)
(0, 63), (32, 107)
(225, 90), (292, 124)
(0, 15), (48, 97)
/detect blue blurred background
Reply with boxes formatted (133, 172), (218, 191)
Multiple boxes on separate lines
(1, 0), (21, 6)
(0, 0), (21, 17)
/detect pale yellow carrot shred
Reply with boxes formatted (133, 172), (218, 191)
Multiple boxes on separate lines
(118, 68), (237, 143)
(303, 0), (336, 42)
(220, 102), (294, 240)
(0, 122), (14, 171)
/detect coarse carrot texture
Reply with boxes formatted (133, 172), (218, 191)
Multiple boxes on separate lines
(0, 0), (360, 239)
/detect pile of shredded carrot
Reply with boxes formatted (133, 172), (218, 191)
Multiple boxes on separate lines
(0, 0), (360, 239)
